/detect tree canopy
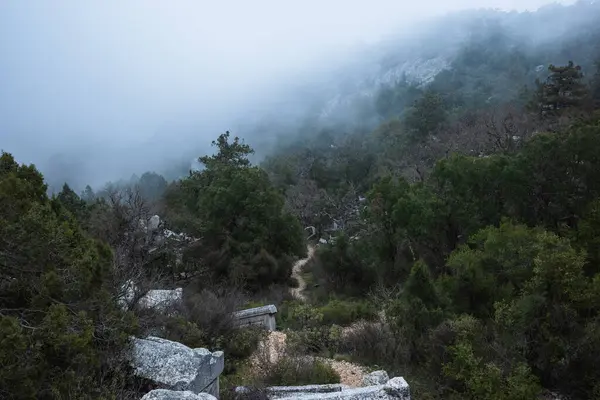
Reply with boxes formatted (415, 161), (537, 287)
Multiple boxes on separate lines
(0, 152), (137, 399)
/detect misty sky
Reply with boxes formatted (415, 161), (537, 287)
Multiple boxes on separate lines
(0, 0), (575, 189)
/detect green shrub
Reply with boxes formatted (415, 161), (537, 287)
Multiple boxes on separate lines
(262, 357), (340, 386)
(317, 235), (377, 296)
(277, 301), (323, 330)
(224, 327), (266, 362)
(339, 321), (409, 372)
(284, 324), (344, 357)
(320, 299), (378, 326)
(288, 276), (300, 288)
(162, 316), (207, 349)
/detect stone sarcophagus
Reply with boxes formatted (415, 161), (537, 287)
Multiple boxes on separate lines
(232, 304), (277, 331)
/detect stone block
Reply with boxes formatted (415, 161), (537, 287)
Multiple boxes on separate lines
(233, 305), (278, 331)
(132, 337), (224, 397)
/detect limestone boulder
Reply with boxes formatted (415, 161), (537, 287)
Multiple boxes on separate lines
(362, 370), (389, 386)
(132, 337), (224, 396)
(139, 288), (183, 311)
(148, 215), (161, 232)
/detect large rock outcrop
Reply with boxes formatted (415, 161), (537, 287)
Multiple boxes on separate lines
(132, 337), (224, 397)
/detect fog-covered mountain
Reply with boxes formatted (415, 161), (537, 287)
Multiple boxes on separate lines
(2, 1), (600, 192)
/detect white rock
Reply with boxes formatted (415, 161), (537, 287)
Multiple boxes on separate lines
(141, 389), (216, 400)
(132, 337), (224, 396)
(148, 215), (161, 232)
(363, 370), (390, 386)
(139, 288), (183, 311)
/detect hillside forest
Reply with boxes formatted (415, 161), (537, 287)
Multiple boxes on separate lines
(4, 2), (600, 399)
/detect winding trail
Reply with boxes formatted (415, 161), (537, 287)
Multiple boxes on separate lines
(279, 245), (368, 387)
(290, 245), (315, 301)
(253, 330), (368, 388)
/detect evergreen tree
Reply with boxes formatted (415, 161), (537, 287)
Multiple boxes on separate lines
(138, 172), (168, 201)
(0, 152), (137, 399)
(81, 184), (96, 203)
(171, 132), (306, 289)
(404, 90), (448, 140)
(56, 182), (89, 223)
(535, 61), (588, 116)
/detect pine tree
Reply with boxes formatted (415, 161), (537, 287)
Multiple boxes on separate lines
(56, 182), (89, 223)
(535, 61), (588, 116)
(172, 132), (306, 290)
(81, 184), (96, 202)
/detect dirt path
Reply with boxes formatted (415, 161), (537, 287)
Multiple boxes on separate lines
(252, 331), (367, 387)
(259, 246), (367, 387)
(290, 245), (315, 301)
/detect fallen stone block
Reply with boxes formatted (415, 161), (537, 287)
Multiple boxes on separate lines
(132, 337), (224, 397)
(142, 389), (217, 400)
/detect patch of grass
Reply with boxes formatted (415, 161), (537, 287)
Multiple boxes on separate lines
(320, 299), (378, 326)
(261, 357), (341, 386)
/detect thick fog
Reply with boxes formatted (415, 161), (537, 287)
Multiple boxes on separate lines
(0, 0), (576, 191)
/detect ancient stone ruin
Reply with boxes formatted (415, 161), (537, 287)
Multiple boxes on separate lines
(236, 371), (410, 400)
(132, 336), (224, 398)
(232, 304), (278, 331)
(141, 389), (217, 400)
